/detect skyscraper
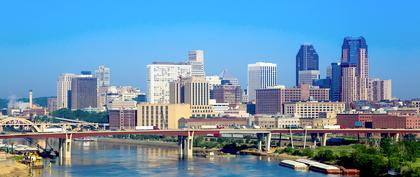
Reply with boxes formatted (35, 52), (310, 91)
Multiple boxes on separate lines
(330, 63), (342, 102)
(95, 65), (111, 110)
(247, 62), (277, 101)
(188, 50), (205, 78)
(57, 73), (78, 109)
(296, 44), (319, 86)
(341, 63), (358, 104)
(71, 76), (97, 110)
(95, 65), (110, 87)
(147, 62), (191, 103)
(341, 37), (369, 101)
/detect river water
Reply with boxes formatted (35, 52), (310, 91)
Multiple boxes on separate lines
(31, 141), (338, 177)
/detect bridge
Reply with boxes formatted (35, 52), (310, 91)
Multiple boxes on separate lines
(0, 128), (419, 160)
(0, 117), (99, 132)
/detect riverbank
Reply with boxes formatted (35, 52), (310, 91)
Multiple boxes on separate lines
(0, 159), (29, 177)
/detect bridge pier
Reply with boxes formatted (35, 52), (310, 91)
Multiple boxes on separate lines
(321, 133), (328, 146)
(256, 133), (271, 152)
(58, 134), (72, 165)
(265, 133), (272, 152)
(178, 131), (194, 159)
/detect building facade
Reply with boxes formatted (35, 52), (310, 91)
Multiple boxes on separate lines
(178, 117), (248, 129)
(188, 50), (205, 78)
(137, 103), (191, 129)
(147, 62), (191, 103)
(298, 70), (320, 86)
(256, 85), (330, 115)
(337, 113), (420, 129)
(247, 62), (277, 102)
(371, 79), (392, 102)
(341, 37), (369, 101)
(95, 65), (111, 110)
(283, 102), (345, 119)
(296, 44), (319, 86)
(213, 85), (242, 107)
(170, 77), (215, 117)
(254, 115), (300, 129)
(109, 109), (137, 130)
(341, 63), (358, 104)
(57, 73), (78, 109)
(71, 76), (97, 110)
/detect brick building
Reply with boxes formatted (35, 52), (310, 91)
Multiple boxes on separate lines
(337, 113), (420, 129)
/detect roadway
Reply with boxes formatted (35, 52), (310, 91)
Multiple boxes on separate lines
(0, 128), (419, 139)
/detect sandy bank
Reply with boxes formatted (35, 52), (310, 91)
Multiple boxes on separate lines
(0, 159), (29, 177)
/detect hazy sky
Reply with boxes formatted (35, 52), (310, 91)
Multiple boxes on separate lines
(1, 0), (419, 99)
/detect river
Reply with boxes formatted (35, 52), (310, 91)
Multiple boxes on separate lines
(30, 141), (339, 177)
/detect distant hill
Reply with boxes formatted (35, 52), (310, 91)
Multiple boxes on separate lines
(0, 97), (56, 109)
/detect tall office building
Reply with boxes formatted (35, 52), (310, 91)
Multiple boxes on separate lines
(371, 79), (392, 101)
(213, 85), (242, 107)
(95, 65), (111, 110)
(170, 77), (214, 117)
(95, 65), (111, 87)
(147, 62), (191, 103)
(296, 44), (319, 86)
(247, 62), (277, 101)
(188, 50), (205, 78)
(330, 63), (342, 101)
(71, 76), (98, 110)
(57, 73), (78, 109)
(341, 63), (358, 104)
(341, 37), (369, 101)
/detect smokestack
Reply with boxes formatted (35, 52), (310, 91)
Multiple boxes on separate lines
(29, 90), (33, 109)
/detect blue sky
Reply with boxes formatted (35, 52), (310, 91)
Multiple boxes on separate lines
(0, 0), (419, 99)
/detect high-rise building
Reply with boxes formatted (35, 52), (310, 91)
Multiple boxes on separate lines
(298, 70), (320, 85)
(371, 79), (392, 101)
(57, 73), (78, 109)
(330, 63), (342, 102)
(170, 77), (214, 117)
(296, 44), (319, 86)
(95, 65), (111, 87)
(188, 50), (205, 78)
(341, 63), (358, 104)
(341, 36), (369, 101)
(71, 76), (97, 110)
(247, 62), (277, 101)
(147, 62), (191, 103)
(95, 65), (111, 110)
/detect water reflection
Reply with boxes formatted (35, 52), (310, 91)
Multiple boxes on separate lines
(31, 141), (334, 177)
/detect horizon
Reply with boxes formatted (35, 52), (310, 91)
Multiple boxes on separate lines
(1, 1), (419, 99)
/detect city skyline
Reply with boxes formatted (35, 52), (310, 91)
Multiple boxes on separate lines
(1, 1), (419, 99)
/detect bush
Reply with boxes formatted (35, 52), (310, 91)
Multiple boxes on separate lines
(314, 149), (336, 162)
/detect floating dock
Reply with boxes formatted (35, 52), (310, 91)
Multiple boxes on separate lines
(279, 160), (308, 171)
(295, 159), (341, 174)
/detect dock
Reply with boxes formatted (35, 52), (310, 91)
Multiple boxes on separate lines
(279, 160), (308, 171)
(295, 159), (341, 174)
